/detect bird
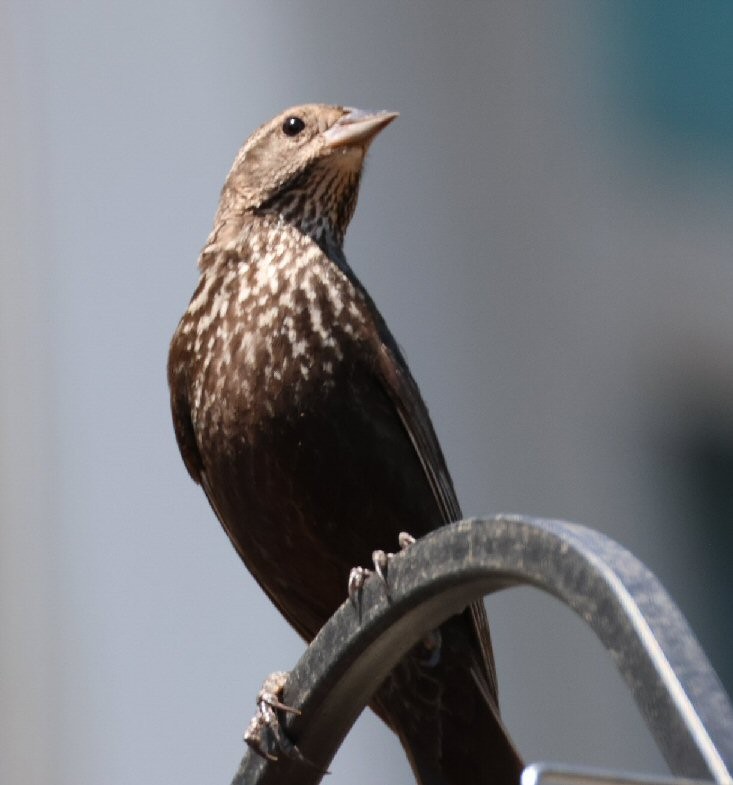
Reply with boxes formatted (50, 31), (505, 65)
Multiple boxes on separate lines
(168, 104), (523, 785)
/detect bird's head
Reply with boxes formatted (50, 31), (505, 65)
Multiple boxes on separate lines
(216, 104), (398, 252)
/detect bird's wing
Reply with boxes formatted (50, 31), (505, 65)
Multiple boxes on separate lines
(373, 334), (499, 704)
(168, 357), (204, 484)
(375, 341), (461, 524)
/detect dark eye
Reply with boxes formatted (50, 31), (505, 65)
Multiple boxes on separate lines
(282, 116), (306, 137)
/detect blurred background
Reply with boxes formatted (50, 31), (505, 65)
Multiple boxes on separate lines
(2, 2), (732, 784)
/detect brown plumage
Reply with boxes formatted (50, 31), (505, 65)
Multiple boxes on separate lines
(168, 104), (522, 785)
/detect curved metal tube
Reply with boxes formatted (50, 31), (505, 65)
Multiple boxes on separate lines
(231, 516), (733, 785)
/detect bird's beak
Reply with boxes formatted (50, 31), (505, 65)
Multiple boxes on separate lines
(322, 108), (399, 151)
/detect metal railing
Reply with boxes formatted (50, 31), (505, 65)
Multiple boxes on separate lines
(229, 516), (733, 785)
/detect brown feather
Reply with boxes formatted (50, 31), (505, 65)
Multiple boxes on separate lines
(168, 104), (522, 784)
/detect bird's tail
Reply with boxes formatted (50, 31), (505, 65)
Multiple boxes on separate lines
(371, 608), (523, 785)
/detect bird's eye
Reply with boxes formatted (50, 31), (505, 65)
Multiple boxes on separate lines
(282, 116), (306, 137)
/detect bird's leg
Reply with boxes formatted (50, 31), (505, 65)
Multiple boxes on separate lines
(244, 671), (304, 763)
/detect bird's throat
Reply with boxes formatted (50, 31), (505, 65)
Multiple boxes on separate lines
(257, 160), (362, 260)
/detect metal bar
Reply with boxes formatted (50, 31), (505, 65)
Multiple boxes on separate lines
(231, 516), (733, 785)
(521, 762), (719, 785)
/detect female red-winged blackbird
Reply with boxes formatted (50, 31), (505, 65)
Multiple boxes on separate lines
(168, 104), (521, 785)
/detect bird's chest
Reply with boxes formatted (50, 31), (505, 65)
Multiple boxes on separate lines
(184, 242), (374, 447)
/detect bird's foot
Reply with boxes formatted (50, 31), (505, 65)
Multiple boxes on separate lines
(345, 533), (440, 664)
(347, 531), (416, 605)
(395, 530), (440, 664)
(244, 671), (304, 763)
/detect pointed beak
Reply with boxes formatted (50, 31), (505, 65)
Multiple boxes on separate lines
(322, 108), (399, 151)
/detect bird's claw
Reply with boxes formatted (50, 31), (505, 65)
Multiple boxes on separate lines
(244, 671), (304, 763)
(398, 531), (415, 550)
(372, 549), (389, 586)
(347, 532), (417, 606)
(346, 533), (439, 665)
(348, 566), (372, 605)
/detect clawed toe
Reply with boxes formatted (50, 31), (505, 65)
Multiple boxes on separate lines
(372, 549), (389, 587)
(244, 671), (304, 763)
(347, 532), (418, 606)
(348, 565), (372, 605)
(398, 531), (415, 550)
